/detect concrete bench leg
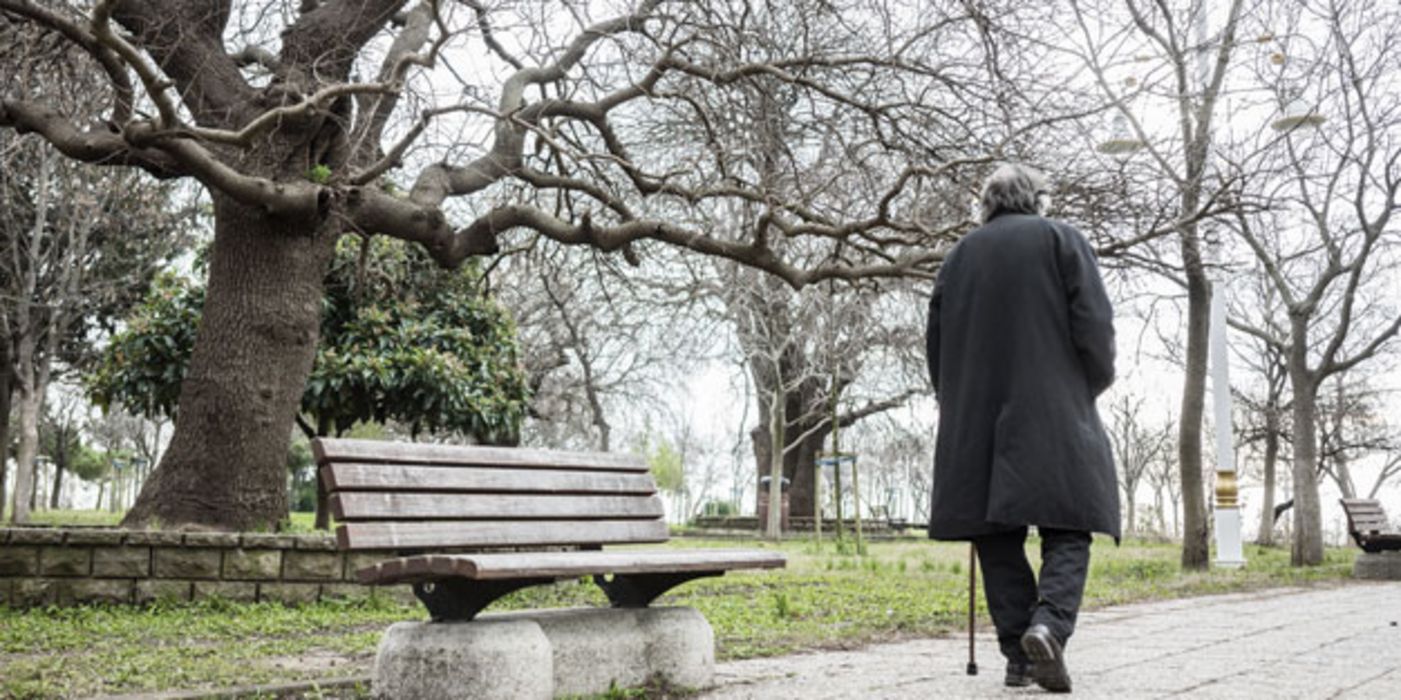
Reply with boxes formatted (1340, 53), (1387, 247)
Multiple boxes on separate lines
(526, 606), (714, 696)
(373, 618), (552, 700)
(1355, 551), (1401, 580)
(372, 607), (713, 699)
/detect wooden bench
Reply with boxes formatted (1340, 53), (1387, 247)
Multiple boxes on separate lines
(314, 438), (785, 621)
(1340, 498), (1401, 553)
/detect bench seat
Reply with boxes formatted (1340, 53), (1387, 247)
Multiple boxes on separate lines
(315, 437), (786, 621)
(358, 549), (786, 584)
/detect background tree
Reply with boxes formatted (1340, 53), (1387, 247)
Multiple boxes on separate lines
(1107, 392), (1172, 537)
(1230, 301), (1291, 546)
(1315, 374), (1401, 503)
(1222, 0), (1401, 564)
(1060, 0), (1252, 569)
(497, 245), (712, 453)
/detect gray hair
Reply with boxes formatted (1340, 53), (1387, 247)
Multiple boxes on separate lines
(980, 163), (1049, 223)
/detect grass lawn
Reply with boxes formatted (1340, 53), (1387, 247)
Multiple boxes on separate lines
(0, 533), (1356, 698)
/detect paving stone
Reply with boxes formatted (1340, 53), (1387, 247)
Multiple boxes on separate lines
(135, 580), (192, 604)
(292, 535), (338, 551)
(699, 584), (1401, 699)
(320, 583), (373, 601)
(125, 530), (184, 546)
(344, 553), (386, 581)
(64, 579), (134, 605)
(259, 582), (322, 605)
(153, 547), (222, 579)
(240, 533), (295, 549)
(39, 546), (92, 576)
(8, 528), (64, 545)
(92, 547), (151, 578)
(63, 529), (128, 546)
(223, 548), (283, 580)
(0, 545), (39, 576)
(11, 578), (57, 606)
(282, 550), (342, 580)
(194, 581), (259, 603)
(183, 532), (241, 548)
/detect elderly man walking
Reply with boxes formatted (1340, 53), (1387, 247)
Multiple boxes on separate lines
(926, 163), (1119, 693)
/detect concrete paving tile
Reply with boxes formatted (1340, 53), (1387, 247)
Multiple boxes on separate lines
(701, 583), (1401, 699)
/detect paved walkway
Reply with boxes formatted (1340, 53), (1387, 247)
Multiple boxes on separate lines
(702, 583), (1401, 699)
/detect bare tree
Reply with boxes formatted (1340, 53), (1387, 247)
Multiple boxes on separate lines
(1226, 265), (1293, 546)
(1107, 392), (1172, 537)
(1145, 422), (1182, 538)
(500, 244), (715, 453)
(1315, 374), (1401, 502)
(0, 0), (1014, 529)
(1223, 0), (1401, 565)
(1060, 0), (1253, 569)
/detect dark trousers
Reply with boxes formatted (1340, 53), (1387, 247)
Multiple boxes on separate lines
(972, 526), (1092, 664)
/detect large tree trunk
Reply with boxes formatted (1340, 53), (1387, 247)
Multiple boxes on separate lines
(764, 384), (784, 540)
(749, 376), (827, 520)
(1177, 248), (1212, 569)
(123, 195), (337, 531)
(10, 369), (41, 524)
(1288, 330), (1323, 565)
(1255, 407), (1280, 545)
(49, 462), (64, 510)
(1125, 490), (1137, 538)
(0, 355), (12, 518)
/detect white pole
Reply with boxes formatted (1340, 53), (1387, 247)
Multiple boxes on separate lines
(1197, 2), (1245, 569)
(1209, 277), (1245, 568)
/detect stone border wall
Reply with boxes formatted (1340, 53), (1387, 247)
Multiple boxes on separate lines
(0, 527), (405, 608)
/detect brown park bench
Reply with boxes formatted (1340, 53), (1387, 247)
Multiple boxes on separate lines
(1340, 498), (1401, 553)
(314, 438), (786, 621)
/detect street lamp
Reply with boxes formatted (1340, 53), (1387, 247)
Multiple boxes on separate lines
(1271, 88), (1327, 133)
(1097, 114), (1146, 156)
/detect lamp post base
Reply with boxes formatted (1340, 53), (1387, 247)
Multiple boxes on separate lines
(1214, 507), (1246, 569)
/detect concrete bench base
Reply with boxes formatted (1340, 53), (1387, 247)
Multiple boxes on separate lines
(1354, 551), (1401, 580)
(372, 606), (714, 699)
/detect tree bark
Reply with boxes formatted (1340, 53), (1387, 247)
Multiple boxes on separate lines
(764, 384), (784, 540)
(0, 352), (12, 518)
(314, 475), (331, 530)
(10, 366), (41, 523)
(1125, 491), (1137, 538)
(1288, 318), (1323, 565)
(1177, 245), (1212, 569)
(122, 195), (337, 531)
(49, 462), (65, 510)
(1255, 407), (1280, 545)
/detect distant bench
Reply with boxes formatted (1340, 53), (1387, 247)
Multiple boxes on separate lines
(1340, 498), (1401, 554)
(314, 438), (785, 620)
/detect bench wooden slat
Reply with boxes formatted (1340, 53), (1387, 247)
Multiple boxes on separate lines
(336, 518), (670, 550)
(322, 464), (657, 495)
(331, 492), (665, 521)
(358, 549), (787, 584)
(1349, 516), (1390, 531)
(1341, 499), (1395, 533)
(314, 438), (646, 472)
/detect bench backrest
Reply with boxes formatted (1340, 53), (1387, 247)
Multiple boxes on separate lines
(1340, 498), (1392, 535)
(314, 438), (667, 551)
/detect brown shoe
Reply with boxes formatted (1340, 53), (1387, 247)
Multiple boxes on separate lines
(1020, 624), (1072, 693)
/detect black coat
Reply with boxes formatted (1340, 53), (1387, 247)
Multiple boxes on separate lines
(926, 213), (1120, 541)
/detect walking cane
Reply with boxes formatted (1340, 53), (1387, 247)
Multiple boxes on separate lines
(966, 543), (978, 675)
